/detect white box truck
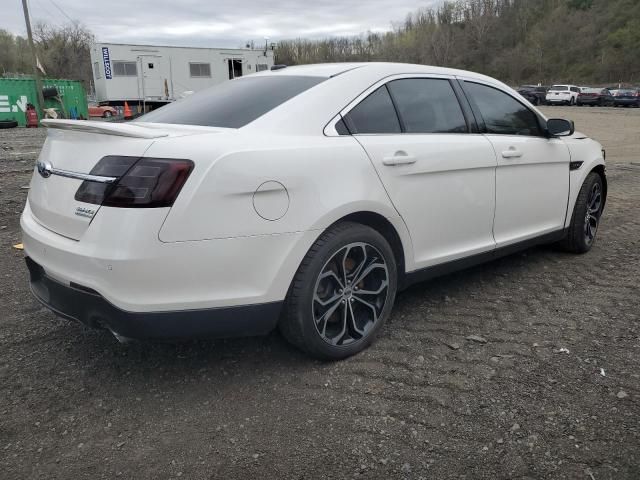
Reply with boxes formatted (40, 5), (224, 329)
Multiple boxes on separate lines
(90, 42), (275, 107)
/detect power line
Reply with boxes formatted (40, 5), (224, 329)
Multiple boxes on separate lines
(32, 0), (62, 26)
(48, 0), (76, 23)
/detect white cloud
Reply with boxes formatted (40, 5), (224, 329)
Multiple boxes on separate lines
(3, 0), (440, 47)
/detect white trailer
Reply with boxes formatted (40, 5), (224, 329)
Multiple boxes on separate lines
(90, 42), (275, 106)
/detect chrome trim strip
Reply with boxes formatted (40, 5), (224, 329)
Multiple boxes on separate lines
(36, 160), (117, 184)
(50, 167), (117, 184)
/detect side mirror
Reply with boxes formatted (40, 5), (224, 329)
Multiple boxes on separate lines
(547, 118), (575, 137)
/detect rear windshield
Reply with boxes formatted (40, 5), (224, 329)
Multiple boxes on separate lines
(549, 85), (569, 91)
(137, 75), (326, 128)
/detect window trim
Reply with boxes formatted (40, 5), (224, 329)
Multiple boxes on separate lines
(324, 73), (473, 137)
(458, 79), (547, 138)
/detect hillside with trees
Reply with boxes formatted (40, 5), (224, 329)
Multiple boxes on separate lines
(275, 0), (640, 85)
(1, 0), (638, 88)
(0, 23), (93, 86)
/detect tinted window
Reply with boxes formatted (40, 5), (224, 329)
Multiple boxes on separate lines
(189, 63), (211, 78)
(137, 76), (325, 128)
(387, 78), (467, 133)
(464, 82), (542, 136)
(343, 86), (401, 134)
(550, 85), (569, 91)
(113, 61), (137, 77)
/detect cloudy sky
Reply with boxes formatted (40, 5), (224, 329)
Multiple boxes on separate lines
(4, 0), (440, 47)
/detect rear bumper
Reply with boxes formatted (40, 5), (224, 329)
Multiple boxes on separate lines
(613, 98), (639, 105)
(26, 257), (282, 339)
(21, 200), (316, 312)
(577, 97), (600, 104)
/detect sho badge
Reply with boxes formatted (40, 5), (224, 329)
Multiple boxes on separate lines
(75, 206), (96, 219)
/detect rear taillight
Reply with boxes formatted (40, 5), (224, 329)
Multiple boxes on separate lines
(75, 156), (193, 208)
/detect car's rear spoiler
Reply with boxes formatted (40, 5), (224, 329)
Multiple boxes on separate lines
(40, 119), (169, 139)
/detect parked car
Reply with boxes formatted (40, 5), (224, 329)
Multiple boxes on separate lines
(88, 104), (117, 118)
(577, 88), (615, 106)
(613, 88), (640, 107)
(546, 85), (581, 105)
(22, 63), (607, 359)
(517, 85), (549, 105)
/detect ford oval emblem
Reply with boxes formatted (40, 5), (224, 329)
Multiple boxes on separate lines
(37, 160), (53, 179)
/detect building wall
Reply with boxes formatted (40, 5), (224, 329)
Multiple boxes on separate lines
(90, 43), (274, 104)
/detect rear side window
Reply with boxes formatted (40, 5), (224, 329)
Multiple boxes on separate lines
(343, 86), (401, 134)
(137, 76), (325, 128)
(387, 78), (467, 133)
(463, 82), (542, 137)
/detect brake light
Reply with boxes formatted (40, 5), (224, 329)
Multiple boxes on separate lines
(75, 156), (193, 208)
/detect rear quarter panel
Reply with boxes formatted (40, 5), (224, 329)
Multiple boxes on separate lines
(150, 132), (412, 262)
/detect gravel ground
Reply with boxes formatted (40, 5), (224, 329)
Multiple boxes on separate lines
(1, 107), (639, 479)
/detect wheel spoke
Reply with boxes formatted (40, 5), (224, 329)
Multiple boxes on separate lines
(346, 301), (365, 337)
(318, 269), (344, 290)
(353, 261), (386, 286)
(328, 302), (348, 346)
(354, 279), (388, 295)
(316, 297), (343, 335)
(314, 291), (342, 307)
(346, 245), (368, 284)
(352, 295), (379, 322)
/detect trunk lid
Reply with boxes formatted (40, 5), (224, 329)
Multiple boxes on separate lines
(27, 120), (205, 240)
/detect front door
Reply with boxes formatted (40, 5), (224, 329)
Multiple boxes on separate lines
(343, 77), (498, 269)
(461, 81), (570, 247)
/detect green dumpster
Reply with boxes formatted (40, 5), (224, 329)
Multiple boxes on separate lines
(0, 77), (88, 126)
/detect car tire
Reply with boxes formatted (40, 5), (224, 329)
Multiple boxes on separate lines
(103, 111), (112, 118)
(557, 172), (604, 254)
(280, 221), (398, 360)
(0, 119), (18, 129)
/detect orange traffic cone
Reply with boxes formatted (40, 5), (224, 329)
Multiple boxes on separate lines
(123, 101), (132, 120)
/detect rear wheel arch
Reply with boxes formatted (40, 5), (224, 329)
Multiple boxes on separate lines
(338, 212), (406, 284)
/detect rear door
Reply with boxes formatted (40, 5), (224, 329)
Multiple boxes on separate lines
(342, 76), (497, 269)
(460, 80), (570, 247)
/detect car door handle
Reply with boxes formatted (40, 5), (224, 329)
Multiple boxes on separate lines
(382, 151), (417, 166)
(501, 148), (523, 159)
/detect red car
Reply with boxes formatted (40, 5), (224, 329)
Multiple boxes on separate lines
(88, 104), (117, 118)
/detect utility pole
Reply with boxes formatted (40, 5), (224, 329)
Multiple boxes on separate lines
(22, 0), (45, 115)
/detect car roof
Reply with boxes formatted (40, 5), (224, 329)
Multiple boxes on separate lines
(258, 62), (497, 83)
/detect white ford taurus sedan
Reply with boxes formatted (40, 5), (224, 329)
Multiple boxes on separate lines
(22, 63), (606, 359)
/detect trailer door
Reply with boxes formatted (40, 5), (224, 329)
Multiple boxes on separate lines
(141, 58), (164, 100)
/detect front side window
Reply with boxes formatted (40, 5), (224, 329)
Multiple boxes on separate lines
(189, 62), (211, 78)
(464, 82), (542, 136)
(343, 86), (401, 134)
(387, 78), (467, 134)
(112, 61), (137, 77)
(137, 75), (325, 128)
